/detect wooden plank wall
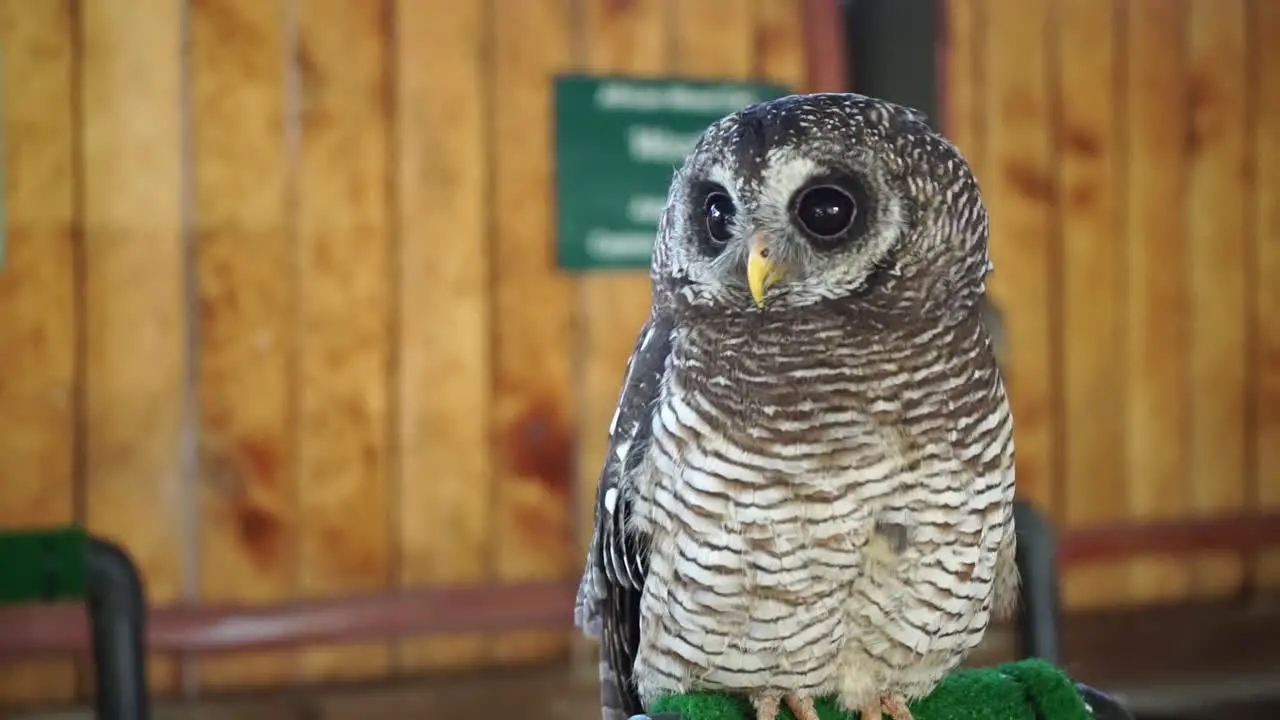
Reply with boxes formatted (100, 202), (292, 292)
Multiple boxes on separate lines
(0, 0), (806, 708)
(945, 0), (1280, 609)
(1, 0), (1278, 710)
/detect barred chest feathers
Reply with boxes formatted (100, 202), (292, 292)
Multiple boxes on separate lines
(627, 308), (1014, 707)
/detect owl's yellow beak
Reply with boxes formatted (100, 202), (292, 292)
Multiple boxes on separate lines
(747, 235), (780, 308)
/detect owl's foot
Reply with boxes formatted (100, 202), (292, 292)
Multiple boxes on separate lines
(752, 694), (780, 720)
(859, 692), (913, 720)
(751, 693), (820, 720)
(784, 694), (820, 720)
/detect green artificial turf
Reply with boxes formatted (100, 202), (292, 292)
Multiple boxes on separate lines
(0, 526), (88, 604)
(649, 659), (1091, 720)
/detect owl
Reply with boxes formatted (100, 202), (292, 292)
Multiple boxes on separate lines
(574, 93), (1018, 720)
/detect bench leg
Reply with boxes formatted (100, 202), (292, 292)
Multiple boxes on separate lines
(86, 536), (151, 720)
(1013, 501), (1063, 663)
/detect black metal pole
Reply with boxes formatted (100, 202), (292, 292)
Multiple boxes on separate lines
(1013, 501), (1063, 664)
(86, 536), (151, 720)
(844, 0), (941, 121)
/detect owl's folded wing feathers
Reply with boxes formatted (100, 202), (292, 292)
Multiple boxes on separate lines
(575, 309), (676, 720)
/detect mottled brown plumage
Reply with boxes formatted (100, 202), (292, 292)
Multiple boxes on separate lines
(575, 92), (1017, 720)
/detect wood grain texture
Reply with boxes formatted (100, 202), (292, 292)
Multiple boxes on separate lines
(981, 0), (1059, 516)
(575, 0), (666, 561)
(673, 0), (755, 76)
(942, 0), (985, 182)
(395, 0), (494, 672)
(1252, 0), (1280, 589)
(1056, 0), (1128, 609)
(295, 0), (393, 682)
(1123, 0), (1192, 604)
(0, 0), (78, 705)
(753, 0), (806, 89)
(489, 0), (577, 666)
(191, 0), (298, 689)
(4, 0), (1279, 703)
(1185, 0), (1250, 599)
(79, 0), (187, 697)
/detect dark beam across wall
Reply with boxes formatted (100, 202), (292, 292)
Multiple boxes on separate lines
(843, 0), (941, 125)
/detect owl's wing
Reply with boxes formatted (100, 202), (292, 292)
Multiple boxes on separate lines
(575, 307), (674, 720)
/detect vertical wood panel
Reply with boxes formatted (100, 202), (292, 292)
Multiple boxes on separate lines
(1252, 0), (1280, 589)
(1186, 0), (1249, 599)
(942, 0), (985, 183)
(1124, 0), (1192, 603)
(1057, 0), (1128, 609)
(674, 2), (754, 75)
(490, 0), (576, 666)
(295, 0), (393, 681)
(982, 0), (1058, 515)
(0, 0), (78, 704)
(191, 0), (298, 689)
(753, 0), (806, 89)
(80, 0), (186, 697)
(4, 0), (1280, 703)
(575, 0), (666, 563)
(395, 0), (494, 671)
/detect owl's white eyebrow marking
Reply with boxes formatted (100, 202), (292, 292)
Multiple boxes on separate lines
(706, 163), (738, 196)
(759, 153), (821, 213)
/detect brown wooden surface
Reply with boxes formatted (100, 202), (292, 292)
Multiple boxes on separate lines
(1186, 0), (1251, 600)
(13, 600), (1280, 720)
(79, 0), (187, 698)
(1056, 0), (1127, 609)
(0, 581), (575, 659)
(981, 0), (1060, 519)
(942, 0), (1279, 608)
(3, 0), (1280, 708)
(191, 0), (298, 690)
(941, 0), (984, 182)
(0, 0), (78, 704)
(489, 0), (577, 668)
(755, 0), (807, 89)
(1122, 0), (1195, 605)
(575, 0), (666, 565)
(800, 0), (847, 92)
(0, 0), (817, 706)
(1254, 0), (1280, 589)
(394, 0), (495, 673)
(294, 0), (394, 682)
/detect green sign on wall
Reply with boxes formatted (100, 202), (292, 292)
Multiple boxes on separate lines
(554, 75), (790, 271)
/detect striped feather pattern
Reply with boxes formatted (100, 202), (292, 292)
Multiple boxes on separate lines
(573, 92), (1018, 719)
(629, 297), (1014, 709)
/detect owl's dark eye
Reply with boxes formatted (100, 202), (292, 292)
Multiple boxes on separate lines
(703, 192), (736, 244)
(794, 185), (856, 240)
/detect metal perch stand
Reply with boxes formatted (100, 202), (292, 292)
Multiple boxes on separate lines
(86, 535), (151, 720)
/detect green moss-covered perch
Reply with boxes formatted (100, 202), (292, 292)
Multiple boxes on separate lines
(649, 660), (1093, 720)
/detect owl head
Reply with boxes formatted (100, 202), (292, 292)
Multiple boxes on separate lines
(652, 93), (991, 319)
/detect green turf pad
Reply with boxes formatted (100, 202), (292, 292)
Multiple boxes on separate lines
(650, 659), (1092, 720)
(0, 525), (88, 604)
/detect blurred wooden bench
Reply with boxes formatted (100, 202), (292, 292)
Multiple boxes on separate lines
(0, 528), (150, 720)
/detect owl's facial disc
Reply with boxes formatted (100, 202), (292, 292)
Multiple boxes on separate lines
(741, 170), (868, 308)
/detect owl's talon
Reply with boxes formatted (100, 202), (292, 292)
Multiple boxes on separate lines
(784, 694), (820, 720)
(881, 693), (913, 720)
(859, 693), (913, 720)
(752, 694), (781, 720)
